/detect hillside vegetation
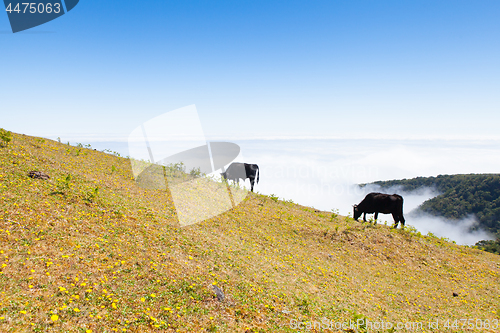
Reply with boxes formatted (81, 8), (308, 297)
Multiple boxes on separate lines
(365, 174), (500, 236)
(1, 131), (500, 332)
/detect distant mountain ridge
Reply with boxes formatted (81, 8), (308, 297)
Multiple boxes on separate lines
(361, 174), (500, 235)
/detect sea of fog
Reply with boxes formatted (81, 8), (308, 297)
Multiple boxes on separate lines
(78, 138), (500, 245)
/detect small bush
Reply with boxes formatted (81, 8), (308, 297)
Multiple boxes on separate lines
(269, 194), (279, 202)
(426, 232), (438, 239)
(330, 209), (339, 221)
(0, 128), (12, 147)
(189, 167), (204, 178)
(405, 225), (422, 237)
(84, 187), (100, 203)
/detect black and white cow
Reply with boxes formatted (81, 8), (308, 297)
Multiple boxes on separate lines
(353, 192), (405, 228)
(221, 163), (259, 192)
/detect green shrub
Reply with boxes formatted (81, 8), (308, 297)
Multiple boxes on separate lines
(330, 209), (339, 221)
(269, 194), (279, 202)
(0, 128), (12, 147)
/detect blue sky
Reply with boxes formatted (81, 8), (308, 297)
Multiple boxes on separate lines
(2, 0), (500, 241)
(1, 0), (500, 140)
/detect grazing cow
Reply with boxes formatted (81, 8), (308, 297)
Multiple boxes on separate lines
(353, 192), (405, 228)
(221, 162), (259, 192)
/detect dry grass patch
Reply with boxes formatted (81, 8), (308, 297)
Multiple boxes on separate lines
(0, 132), (499, 332)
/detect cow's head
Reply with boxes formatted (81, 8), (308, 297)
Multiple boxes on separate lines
(353, 204), (361, 220)
(220, 171), (227, 180)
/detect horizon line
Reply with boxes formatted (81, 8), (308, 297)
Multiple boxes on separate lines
(40, 134), (500, 143)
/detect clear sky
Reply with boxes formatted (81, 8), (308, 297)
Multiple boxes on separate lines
(1, 0), (500, 141)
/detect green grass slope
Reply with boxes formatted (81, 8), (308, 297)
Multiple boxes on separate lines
(1, 132), (500, 332)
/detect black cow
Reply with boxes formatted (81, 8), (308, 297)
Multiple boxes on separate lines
(221, 162), (259, 192)
(353, 192), (405, 228)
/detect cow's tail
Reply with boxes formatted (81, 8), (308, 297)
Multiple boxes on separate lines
(256, 165), (259, 184)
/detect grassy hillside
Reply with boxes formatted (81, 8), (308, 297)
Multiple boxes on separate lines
(1, 131), (500, 332)
(365, 174), (500, 235)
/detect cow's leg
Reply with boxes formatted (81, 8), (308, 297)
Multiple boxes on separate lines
(400, 214), (405, 228)
(363, 212), (367, 222)
(249, 177), (255, 192)
(374, 212), (378, 224)
(392, 213), (399, 228)
(392, 213), (398, 227)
